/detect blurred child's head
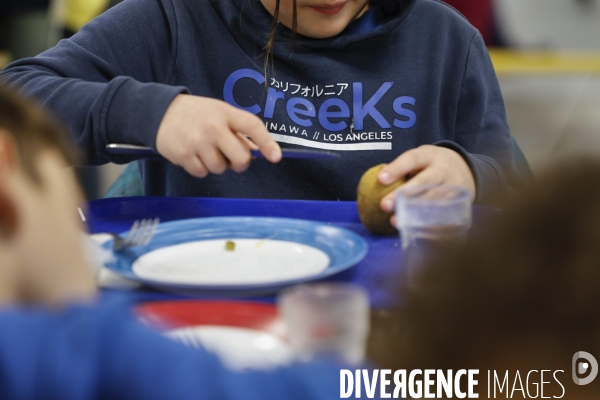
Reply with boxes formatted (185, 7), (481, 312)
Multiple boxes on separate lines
(0, 85), (95, 306)
(369, 159), (600, 398)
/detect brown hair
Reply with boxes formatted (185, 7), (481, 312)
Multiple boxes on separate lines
(0, 85), (77, 184)
(369, 158), (600, 395)
(264, 0), (298, 79)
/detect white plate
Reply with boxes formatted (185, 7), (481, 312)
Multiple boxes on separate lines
(104, 217), (368, 294)
(132, 239), (330, 285)
(165, 325), (293, 371)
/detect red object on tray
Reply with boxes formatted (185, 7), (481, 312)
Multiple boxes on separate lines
(135, 300), (282, 336)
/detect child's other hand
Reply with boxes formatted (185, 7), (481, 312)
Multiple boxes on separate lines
(156, 95), (282, 178)
(378, 145), (476, 222)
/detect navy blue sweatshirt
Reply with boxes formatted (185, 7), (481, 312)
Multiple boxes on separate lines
(0, 0), (520, 203)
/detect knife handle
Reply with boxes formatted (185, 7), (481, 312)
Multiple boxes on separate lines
(105, 143), (339, 160)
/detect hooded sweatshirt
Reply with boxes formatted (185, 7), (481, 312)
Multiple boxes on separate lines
(0, 0), (520, 203)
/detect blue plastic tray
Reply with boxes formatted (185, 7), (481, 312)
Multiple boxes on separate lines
(85, 197), (499, 308)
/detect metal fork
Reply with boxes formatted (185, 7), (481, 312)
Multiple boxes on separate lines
(110, 218), (160, 251)
(169, 329), (203, 349)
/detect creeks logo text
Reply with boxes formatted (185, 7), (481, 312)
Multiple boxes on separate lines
(223, 68), (417, 132)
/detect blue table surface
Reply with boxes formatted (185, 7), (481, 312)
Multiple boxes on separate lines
(85, 197), (500, 309)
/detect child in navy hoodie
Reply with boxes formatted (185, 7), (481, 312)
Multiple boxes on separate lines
(0, 0), (521, 213)
(0, 86), (341, 400)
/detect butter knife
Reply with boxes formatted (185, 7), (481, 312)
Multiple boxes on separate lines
(106, 143), (339, 160)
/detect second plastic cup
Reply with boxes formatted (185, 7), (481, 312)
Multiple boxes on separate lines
(278, 283), (370, 365)
(396, 184), (472, 285)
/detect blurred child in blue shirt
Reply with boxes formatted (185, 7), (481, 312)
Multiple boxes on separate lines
(0, 86), (341, 400)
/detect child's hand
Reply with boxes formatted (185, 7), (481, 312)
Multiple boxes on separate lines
(378, 145), (476, 222)
(156, 95), (282, 177)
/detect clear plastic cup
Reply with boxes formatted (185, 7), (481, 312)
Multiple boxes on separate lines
(396, 184), (472, 285)
(277, 283), (370, 365)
